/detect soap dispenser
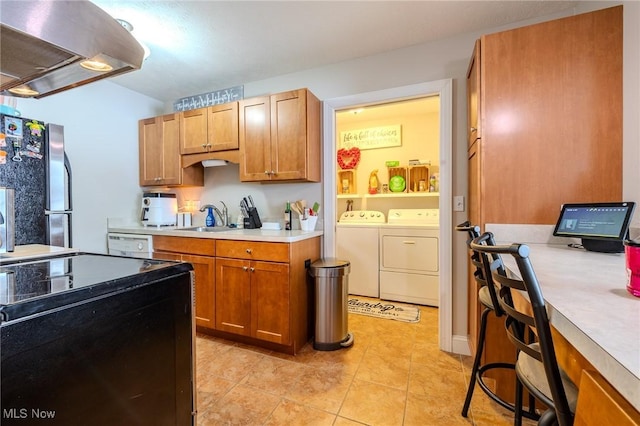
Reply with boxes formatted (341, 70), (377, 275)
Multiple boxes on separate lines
(206, 207), (215, 227)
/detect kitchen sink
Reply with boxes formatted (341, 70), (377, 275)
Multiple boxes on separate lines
(180, 226), (239, 233)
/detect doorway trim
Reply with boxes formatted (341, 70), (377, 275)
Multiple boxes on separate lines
(322, 79), (453, 352)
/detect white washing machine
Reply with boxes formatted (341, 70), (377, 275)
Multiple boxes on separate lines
(379, 209), (439, 306)
(336, 210), (386, 297)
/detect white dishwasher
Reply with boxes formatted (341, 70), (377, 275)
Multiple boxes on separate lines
(107, 233), (153, 259)
(379, 209), (439, 306)
(336, 210), (385, 298)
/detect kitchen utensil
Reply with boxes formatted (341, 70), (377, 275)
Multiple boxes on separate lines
(291, 203), (303, 215)
(248, 195), (255, 207)
(312, 202), (320, 215)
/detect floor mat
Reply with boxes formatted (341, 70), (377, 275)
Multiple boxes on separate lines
(347, 297), (420, 323)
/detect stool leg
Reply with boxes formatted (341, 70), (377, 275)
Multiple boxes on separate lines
(514, 377), (523, 426)
(462, 306), (491, 417)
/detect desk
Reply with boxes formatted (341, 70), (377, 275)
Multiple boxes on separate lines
(499, 243), (640, 416)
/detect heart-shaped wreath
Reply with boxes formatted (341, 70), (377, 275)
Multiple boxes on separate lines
(337, 147), (361, 170)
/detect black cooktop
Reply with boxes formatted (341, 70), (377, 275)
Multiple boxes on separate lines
(0, 253), (191, 322)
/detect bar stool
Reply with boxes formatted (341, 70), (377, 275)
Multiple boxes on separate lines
(471, 233), (578, 426)
(455, 223), (538, 420)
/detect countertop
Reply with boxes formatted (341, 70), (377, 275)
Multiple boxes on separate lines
(108, 225), (323, 243)
(0, 244), (79, 263)
(498, 243), (640, 411)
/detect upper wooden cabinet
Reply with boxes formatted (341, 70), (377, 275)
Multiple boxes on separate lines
(139, 113), (203, 187)
(180, 102), (239, 154)
(470, 5), (622, 226)
(239, 88), (320, 182)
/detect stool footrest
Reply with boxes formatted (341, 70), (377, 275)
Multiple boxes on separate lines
(477, 362), (539, 421)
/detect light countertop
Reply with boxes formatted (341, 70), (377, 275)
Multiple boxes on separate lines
(0, 245), (79, 263)
(108, 225), (323, 243)
(498, 243), (639, 411)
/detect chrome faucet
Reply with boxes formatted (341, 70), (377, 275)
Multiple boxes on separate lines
(199, 202), (228, 227)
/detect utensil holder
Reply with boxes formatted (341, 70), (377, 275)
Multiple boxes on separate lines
(299, 215), (318, 231)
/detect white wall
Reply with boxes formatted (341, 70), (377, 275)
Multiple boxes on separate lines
(16, 82), (163, 252)
(7, 2), (637, 340)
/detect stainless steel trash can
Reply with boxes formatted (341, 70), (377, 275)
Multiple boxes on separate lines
(310, 258), (354, 351)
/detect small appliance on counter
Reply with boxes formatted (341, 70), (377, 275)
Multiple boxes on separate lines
(140, 192), (177, 226)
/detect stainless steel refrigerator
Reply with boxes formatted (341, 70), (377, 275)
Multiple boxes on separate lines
(0, 114), (72, 247)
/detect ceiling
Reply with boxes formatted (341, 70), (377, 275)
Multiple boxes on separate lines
(90, 1), (579, 104)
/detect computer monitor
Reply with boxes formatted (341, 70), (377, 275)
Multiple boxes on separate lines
(553, 202), (636, 253)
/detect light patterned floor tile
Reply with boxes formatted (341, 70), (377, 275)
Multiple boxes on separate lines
(339, 379), (407, 425)
(264, 399), (336, 425)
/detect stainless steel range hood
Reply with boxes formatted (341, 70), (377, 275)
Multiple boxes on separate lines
(0, 1), (144, 99)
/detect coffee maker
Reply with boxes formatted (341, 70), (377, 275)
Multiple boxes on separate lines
(140, 192), (177, 226)
(0, 187), (15, 252)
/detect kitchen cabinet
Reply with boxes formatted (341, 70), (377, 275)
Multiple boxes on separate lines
(466, 6), (622, 402)
(215, 257), (290, 344)
(180, 102), (239, 154)
(152, 236), (216, 329)
(239, 88), (320, 182)
(215, 237), (320, 354)
(138, 114), (203, 187)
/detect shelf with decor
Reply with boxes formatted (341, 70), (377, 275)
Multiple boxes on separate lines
(337, 192), (439, 199)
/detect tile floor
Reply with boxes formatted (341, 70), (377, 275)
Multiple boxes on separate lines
(195, 302), (537, 425)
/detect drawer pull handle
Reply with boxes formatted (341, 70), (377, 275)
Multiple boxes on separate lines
(402, 241), (416, 244)
(246, 248), (252, 254)
(243, 266), (248, 271)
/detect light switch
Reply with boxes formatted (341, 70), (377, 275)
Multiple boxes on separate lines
(453, 196), (465, 212)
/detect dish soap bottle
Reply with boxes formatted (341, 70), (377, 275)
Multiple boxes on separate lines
(206, 207), (215, 227)
(284, 201), (292, 230)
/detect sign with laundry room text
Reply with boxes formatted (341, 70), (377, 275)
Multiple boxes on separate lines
(173, 85), (244, 112)
(339, 125), (402, 150)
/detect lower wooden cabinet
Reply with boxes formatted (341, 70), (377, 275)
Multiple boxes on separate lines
(152, 235), (320, 354)
(216, 257), (290, 344)
(153, 236), (216, 329)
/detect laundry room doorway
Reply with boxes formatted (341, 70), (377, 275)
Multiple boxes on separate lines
(322, 79), (453, 352)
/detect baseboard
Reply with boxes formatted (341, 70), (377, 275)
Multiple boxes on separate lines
(451, 334), (471, 356)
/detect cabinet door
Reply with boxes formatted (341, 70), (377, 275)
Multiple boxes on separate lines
(182, 254), (215, 329)
(153, 250), (216, 330)
(208, 102), (239, 151)
(215, 258), (251, 336)
(250, 261), (290, 344)
(239, 96), (271, 181)
(139, 117), (162, 185)
(180, 107), (208, 154)
(269, 89), (307, 181)
(467, 40), (481, 147)
(139, 114), (181, 186)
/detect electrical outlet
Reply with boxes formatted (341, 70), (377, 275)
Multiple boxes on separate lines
(454, 196), (465, 212)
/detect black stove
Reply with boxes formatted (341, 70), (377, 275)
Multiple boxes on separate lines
(0, 253), (187, 321)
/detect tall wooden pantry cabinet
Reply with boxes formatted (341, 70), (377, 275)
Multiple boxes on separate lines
(466, 6), (622, 400)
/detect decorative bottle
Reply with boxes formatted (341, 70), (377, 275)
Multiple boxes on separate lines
(284, 201), (292, 230)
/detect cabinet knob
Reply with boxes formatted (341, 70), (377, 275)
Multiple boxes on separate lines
(264, 170), (270, 175)
(470, 127), (477, 132)
(201, 143), (207, 148)
(246, 248), (252, 254)
(243, 266), (248, 271)
(207, 144), (212, 148)
(270, 170), (276, 175)
(250, 267), (255, 272)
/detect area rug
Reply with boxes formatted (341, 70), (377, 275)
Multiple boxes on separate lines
(347, 297), (421, 323)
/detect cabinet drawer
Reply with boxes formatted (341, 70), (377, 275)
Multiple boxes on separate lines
(381, 235), (438, 272)
(153, 236), (215, 256)
(216, 240), (289, 262)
